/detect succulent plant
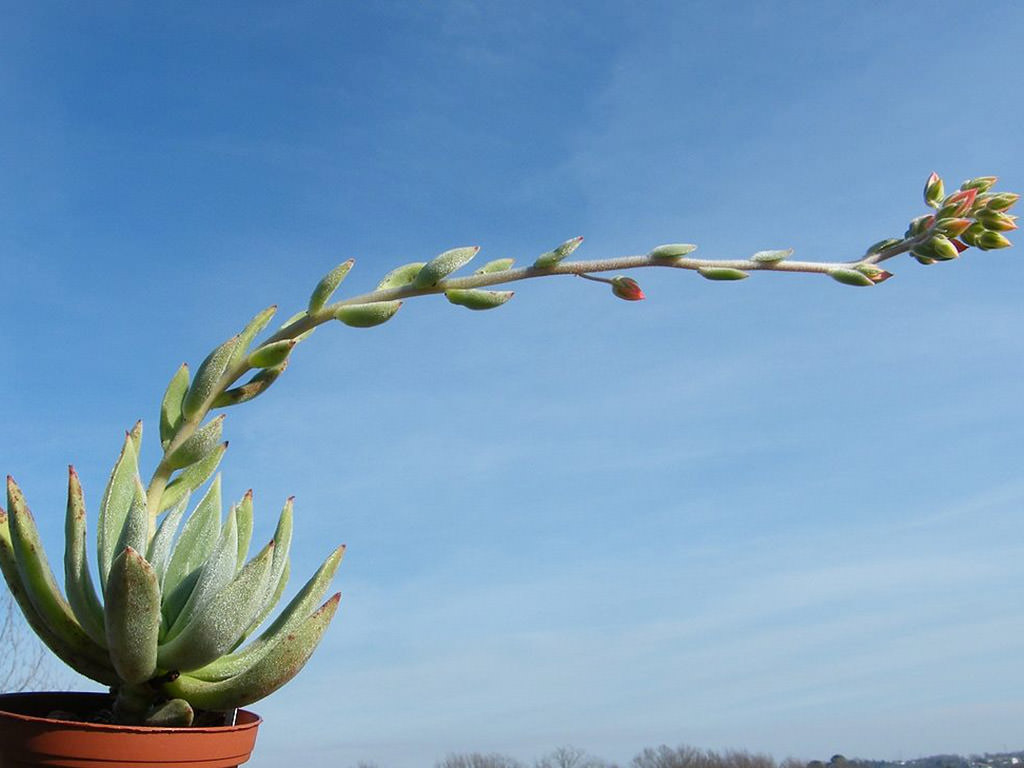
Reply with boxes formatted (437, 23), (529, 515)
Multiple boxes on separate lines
(0, 172), (1017, 726)
(0, 430), (342, 726)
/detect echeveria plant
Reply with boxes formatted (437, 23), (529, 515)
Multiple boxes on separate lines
(0, 172), (1017, 726)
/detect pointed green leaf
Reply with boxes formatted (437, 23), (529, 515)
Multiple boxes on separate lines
(697, 267), (749, 281)
(377, 262), (426, 290)
(161, 442), (228, 513)
(444, 289), (514, 311)
(164, 593), (340, 710)
(234, 491), (253, 571)
(239, 499), (292, 641)
(157, 539), (275, 672)
(160, 364), (190, 449)
(212, 364), (287, 408)
(751, 249), (792, 263)
(308, 259), (354, 313)
(334, 301), (402, 328)
(128, 421), (143, 460)
(147, 495), (189, 588)
(828, 268), (875, 287)
(161, 475), (223, 624)
(247, 339), (296, 369)
(535, 236), (583, 268)
(165, 415), (225, 471)
(191, 545), (343, 682)
(1, 509), (117, 684)
(238, 559), (289, 648)
(104, 547), (160, 684)
(228, 305), (279, 370)
(648, 243), (697, 259)
(475, 258), (514, 275)
(412, 246), (480, 288)
(183, 335), (241, 420)
(63, 467), (106, 646)
(6, 479), (111, 665)
(166, 506), (238, 641)
(111, 478), (150, 591)
(98, 431), (141, 587)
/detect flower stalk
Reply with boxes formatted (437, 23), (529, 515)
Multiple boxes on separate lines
(143, 172), (1018, 527)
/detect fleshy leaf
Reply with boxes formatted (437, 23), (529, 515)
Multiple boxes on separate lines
(165, 416), (225, 471)
(334, 301), (402, 328)
(183, 335), (241, 420)
(98, 431), (142, 588)
(444, 289), (514, 311)
(160, 364), (190, 449)
(104, 547), (160, 684)
(308, 260), (354, 313)
(412, 247), (480, 288)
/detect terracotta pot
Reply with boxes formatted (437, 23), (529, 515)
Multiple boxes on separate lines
(0, 692), (261, 768)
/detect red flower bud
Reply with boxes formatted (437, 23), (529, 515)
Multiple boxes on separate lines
(611, 276), (645, 301)
(938, 188), (978, 218)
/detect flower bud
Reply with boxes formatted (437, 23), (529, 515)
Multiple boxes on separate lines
(905, 214), (935, 237)
(951, 238), (969, 254)
(975, 210), (1018, 232)
(928, 235), (961, 261)
(937, 188), (978, 219)
(911, 240), (939, 260)
(976, 231), (1012, 250)
(611, 276), (645, 301)
(959, 223), (983, 247)
(960, 176), (998, 194)
(984, 193), (1020, 213)
(933, 218), (972, 237)
(924, 172), (944, 208)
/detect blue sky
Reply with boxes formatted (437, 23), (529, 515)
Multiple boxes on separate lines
(2, 2), (1023, 766)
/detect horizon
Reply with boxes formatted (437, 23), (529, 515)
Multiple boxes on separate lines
(1, 3), (1022, 767)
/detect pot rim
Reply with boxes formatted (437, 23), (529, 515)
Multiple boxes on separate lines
(0, 691), (261, 734)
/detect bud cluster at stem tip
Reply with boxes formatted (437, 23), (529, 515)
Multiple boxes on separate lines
(911, 173), (1018, 264)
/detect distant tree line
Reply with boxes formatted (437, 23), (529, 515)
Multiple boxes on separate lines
(348, 745), (1024, 768)
(349, 743), (806, 768)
